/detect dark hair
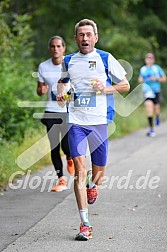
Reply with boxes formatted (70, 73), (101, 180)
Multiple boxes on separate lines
(48, 36), (65, 48)
(75, 19), (98, 35)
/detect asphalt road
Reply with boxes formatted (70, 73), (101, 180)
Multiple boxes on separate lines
(0, 122), (167, 252)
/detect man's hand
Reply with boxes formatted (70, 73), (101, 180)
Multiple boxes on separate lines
(91, 79), (104, 93)
(150, 76), (157, 81)
(56, 92), (66, 107)
(37, 82), (48, 96)
(41, 84), (49, 94)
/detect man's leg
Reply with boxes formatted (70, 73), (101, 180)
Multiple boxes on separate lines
(46, 125), (67, 192)
(41, 112), (68, 191)
(73, 159), (105, 213)
(61, 117), (74, 175)
(41, 112), (64, 178)
(68, 125), (88, 210)
(144, 100), (155, 136)
(86, 124), (108, 204)
(154, 93), (161, 126)
(73, 156), (87, 210)
(74, 156), (93, 240)
(47, 124), (63, 178)
(68, 125), (92, 240)
(154, 103), (160, 116)
(92, 164), (105, 186)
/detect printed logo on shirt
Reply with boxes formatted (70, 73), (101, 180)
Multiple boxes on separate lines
(89, 61), (96, 70)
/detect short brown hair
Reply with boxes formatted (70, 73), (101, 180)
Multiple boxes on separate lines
(75, 19), (98, 35)
(48, 35), (65, 49)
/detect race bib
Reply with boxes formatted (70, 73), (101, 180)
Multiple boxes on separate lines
(144, 90), (156, 99)
(74, 92), (96, 111)
(142, 83), (156, 99)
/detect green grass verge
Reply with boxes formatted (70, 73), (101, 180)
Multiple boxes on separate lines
(0, 126), (51, 190)
(109, 105), (167, 139)
(108, 105), (147, 139)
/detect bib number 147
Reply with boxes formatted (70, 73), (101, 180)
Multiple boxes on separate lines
(74, 92), (96, 108)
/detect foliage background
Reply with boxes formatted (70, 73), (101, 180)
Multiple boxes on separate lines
(0, 0), (167, 187)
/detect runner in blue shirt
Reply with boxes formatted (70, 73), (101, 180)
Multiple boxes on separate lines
(138, 53), (166, 136)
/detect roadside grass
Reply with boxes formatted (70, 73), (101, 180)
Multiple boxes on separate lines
(0, 105), (166, 190)
(109, 105), (167, 139)
(108, 105), (147, 139)
(0, 126), (51, 190)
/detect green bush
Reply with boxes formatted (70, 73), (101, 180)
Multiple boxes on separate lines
(0, 2), (40, 142)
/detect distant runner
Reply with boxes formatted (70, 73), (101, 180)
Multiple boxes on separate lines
(138, 53), (166, 137)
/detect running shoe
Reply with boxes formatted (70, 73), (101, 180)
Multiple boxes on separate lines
(156, 117), (160, 126)
(75, 223), (92, 241)
(67, 158), (75, 175)
(87, 186), (99, 204)
(146, 129), (155, 137)
(86, 170), (99, 204)
(51, 177), (67, 192)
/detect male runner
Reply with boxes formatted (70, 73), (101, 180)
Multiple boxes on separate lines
(37, 36), (74, 192)
(57, 19), (130, 240)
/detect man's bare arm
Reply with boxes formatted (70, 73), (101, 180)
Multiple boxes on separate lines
(103, 77), (130, 94)
(92, 77), (130, 94)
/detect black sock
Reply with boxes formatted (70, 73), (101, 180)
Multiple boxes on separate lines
(148, 117), (153, 129)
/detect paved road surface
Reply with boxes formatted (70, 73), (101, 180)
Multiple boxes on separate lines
(0, 122), (167, 252)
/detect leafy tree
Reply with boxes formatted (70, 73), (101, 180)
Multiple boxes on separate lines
(0, 0), (39, 142)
